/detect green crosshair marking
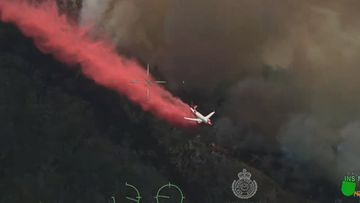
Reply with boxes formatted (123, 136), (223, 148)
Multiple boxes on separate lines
(155, 182), (185, 203)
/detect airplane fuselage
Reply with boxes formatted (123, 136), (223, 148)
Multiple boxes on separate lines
(191, 109), (208, 122)
(190, 108), (212, 125)
(184, 105), (215, 125)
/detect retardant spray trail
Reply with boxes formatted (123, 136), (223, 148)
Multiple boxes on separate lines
(0, 1), (196, 127)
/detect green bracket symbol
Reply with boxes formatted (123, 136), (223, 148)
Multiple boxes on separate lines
(125, 182), (142, 203)
(155, 182), (185, 203)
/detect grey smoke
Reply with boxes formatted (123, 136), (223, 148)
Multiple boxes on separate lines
(80, 0), (360, 182)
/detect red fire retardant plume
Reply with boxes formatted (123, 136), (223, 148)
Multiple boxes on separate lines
(0, 1), (196, 127)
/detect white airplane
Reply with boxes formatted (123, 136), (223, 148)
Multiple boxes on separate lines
(184, 105), (215, 125)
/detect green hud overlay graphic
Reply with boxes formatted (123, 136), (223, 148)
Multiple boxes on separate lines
(341, 174), (360, 198)
(109, 182), (185, 203)
(125, 182), (142, 203)
(155, 182), (185, 203)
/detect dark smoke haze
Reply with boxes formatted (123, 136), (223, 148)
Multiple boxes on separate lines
(81, 0), (360, 181)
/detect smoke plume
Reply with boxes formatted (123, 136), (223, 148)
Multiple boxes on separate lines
(0, 0), (195, 127)
(80, 0), (360, 183)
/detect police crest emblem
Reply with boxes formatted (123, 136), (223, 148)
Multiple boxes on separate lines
(232, 169), (257, 199)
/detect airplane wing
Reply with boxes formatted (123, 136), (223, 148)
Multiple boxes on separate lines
(205, 111), (215, 119)
(184, 117), (202, 123)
